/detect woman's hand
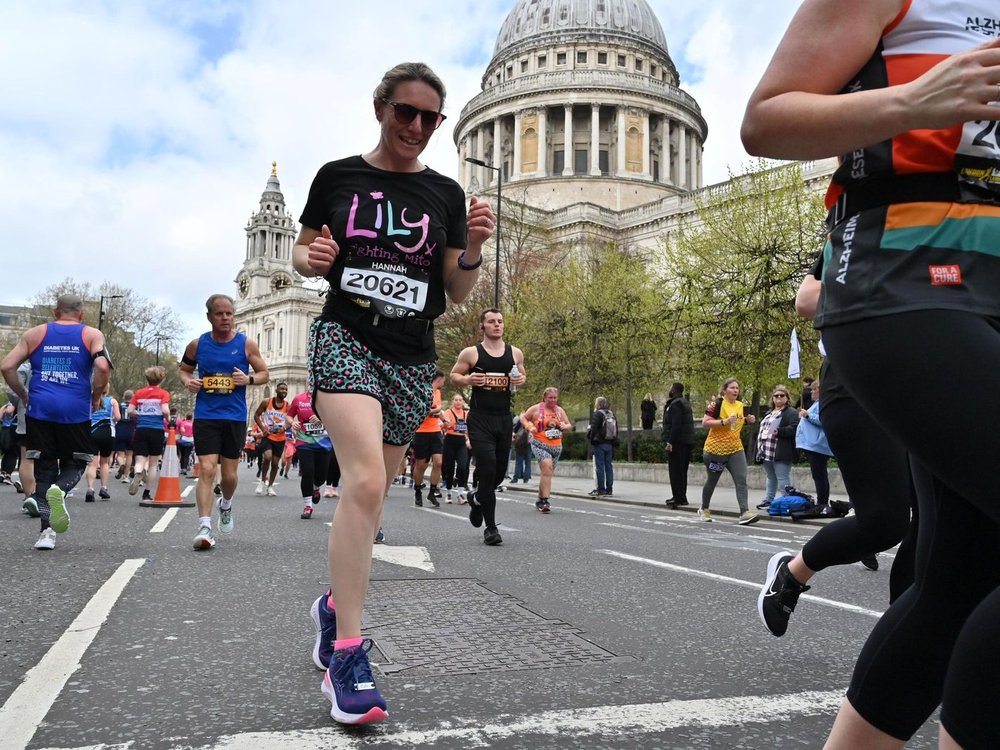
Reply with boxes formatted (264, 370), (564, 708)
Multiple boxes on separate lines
(307, 225), (339, 277)
(466, 196), (495, 251)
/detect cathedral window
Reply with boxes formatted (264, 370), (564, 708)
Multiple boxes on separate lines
(574, 149), (587, 175)
(576, 51), (587, 64)
(651, 63), (658, 78)
(597, 51), (608, 65)
(617, 53), (626, 67)
(537, 54), (547, 68)
(521, 59), (528, 73)
(635, 58), (644, 72)
(556, 52), (566, 65)
(599, 150), (610, 175)
(506, 64), (513, 79)
(553, 150), (565, 174)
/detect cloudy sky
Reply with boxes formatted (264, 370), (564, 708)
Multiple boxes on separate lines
(0, 0), (802, 350)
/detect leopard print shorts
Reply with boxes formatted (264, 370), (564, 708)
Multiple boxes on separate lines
(308, 319), (434, 446)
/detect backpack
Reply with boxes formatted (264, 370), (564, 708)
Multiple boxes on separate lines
(599, 409), (618, 441)
(767, 493), (814, 516)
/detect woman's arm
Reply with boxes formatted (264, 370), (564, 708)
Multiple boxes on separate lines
(444, 197), (494, 304)
(741, 0), (1000, 160)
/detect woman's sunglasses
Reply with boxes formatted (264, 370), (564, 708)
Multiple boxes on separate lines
(381, 99), (446, 131)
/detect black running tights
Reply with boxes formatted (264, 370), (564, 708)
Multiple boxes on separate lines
(799, 359), (913, 594)
(823, 310), (1000, 745)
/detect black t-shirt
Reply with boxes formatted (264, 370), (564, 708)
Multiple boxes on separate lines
(299, 155), (467, 363)
(469, 343), (514, 415)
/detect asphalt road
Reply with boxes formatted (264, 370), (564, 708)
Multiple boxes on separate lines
(0, 465), (940, 749)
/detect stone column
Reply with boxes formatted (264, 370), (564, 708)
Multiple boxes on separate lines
(677, 122), (688, 189)
(616, 107), (626, 176)
(512, 109), (522, 181)
(562, 104), (574, 175)
(661, 118), (671, 184)
(476, 125), (487, 185)
(641, 110), (651, 178)
(493, 117), (503, 184)
(537, 106), (548, 177)
(590, 103), (601, 175)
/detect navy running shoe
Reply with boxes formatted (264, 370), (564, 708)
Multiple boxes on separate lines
(321, 640), (388, 724)
(311, 592), (337, 671)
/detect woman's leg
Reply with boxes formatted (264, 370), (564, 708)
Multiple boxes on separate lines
(822, 311), (1000, 743)
(315, 393), (393, 641)
(805, 450), (830, 505)
(774, 461), (791, 498)
(442, 438), (457, 489)
(538, 456), (554, 499)
(762, 460), (777, 502)
(727, 451), (749, 513)
(701, 452), (724, 509)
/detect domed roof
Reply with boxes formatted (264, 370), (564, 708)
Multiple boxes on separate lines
(493, 0), (669, 59)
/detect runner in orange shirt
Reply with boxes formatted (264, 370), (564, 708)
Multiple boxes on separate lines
(252, 382), (289, 496)
(411, 371), (445, 508)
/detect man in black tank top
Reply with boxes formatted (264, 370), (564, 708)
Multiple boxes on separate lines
(450, 309), (526, 546)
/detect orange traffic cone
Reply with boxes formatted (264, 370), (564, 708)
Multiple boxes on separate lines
(140, 428), (195, 508)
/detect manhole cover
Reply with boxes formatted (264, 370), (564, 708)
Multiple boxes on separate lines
(362, 578), (630, 676)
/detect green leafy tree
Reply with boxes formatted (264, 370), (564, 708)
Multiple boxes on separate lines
(30, 279), (186, 406)
(661, 160), (827, 415)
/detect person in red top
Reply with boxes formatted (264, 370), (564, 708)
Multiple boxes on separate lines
(411, 371), (444, 508)
(252, 382), (289, 496)
(128, 366), (171, 502)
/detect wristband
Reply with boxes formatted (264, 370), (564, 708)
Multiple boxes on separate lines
(249, 375), (255, 385)
(457, 252), (483, 270)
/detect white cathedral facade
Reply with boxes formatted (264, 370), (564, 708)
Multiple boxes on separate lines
(233, 0), (834, 398)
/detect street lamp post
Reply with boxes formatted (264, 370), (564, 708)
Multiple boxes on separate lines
(464, 157), (502, 309)
(97, 294), (123, 332)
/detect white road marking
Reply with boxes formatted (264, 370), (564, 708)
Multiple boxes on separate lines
(420, 508), (522, 532)
(371, 545), (436, 572)
(149, 508), (179, 533)
(36, 688), (846, 749)
(0, 558), (146, 750)
(182, 484), (195, 497)
(598, 549), (884, 619)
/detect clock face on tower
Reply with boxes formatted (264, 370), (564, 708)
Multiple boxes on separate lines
(270, 274), (291, 292)
(237, 275), (249, 298)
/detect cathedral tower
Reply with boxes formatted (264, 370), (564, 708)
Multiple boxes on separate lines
(233, 163), (322, 399)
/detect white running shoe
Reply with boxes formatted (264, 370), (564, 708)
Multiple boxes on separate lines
(34, 528), (57, 550)
(254, 481), (265, 496)
(697, 508), (713, 522)
(267, 486), (277, 497)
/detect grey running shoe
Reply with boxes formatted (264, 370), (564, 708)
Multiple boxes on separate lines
(193, 525), (216, 550)
(216, 499), (234, 534)
(22, 496), (40, 517)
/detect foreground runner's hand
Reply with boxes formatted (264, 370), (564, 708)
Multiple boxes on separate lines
(308, 225), (339, 276)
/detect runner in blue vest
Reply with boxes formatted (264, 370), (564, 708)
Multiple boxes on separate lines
(1, 294), (111, 550)
(179, 294), (269, 550)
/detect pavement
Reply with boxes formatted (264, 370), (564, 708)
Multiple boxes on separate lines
(498, 468), (851, 526)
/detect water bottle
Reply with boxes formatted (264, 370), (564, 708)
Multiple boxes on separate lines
(509, 364), (520, 393)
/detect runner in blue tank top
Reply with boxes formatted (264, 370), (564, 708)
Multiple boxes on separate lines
(1, 294), (111, 550)
(179, 294), (269, 550)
